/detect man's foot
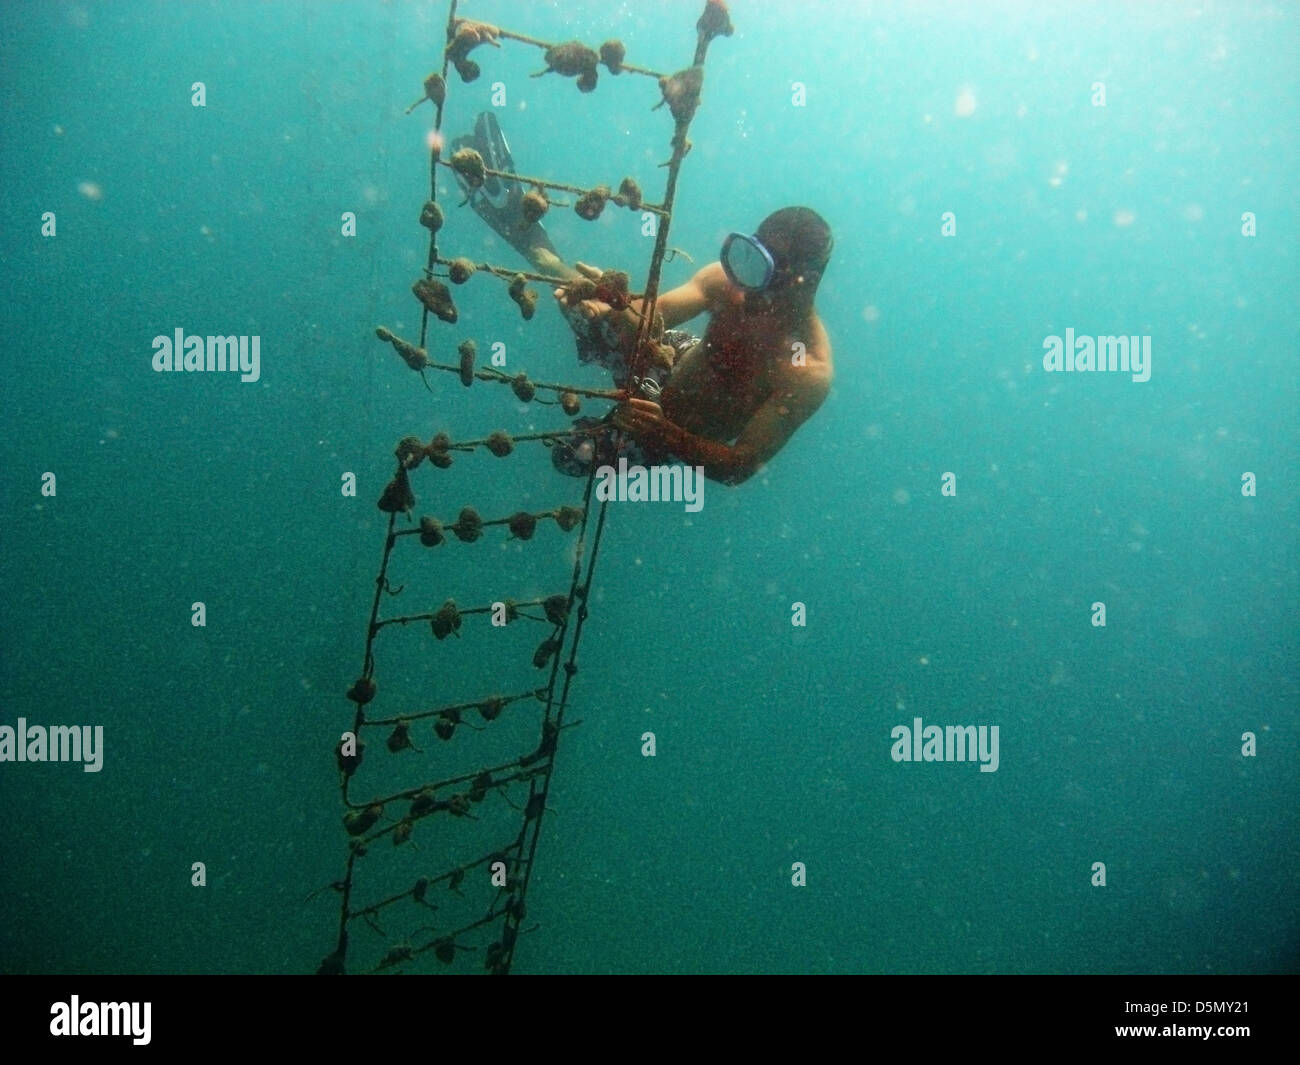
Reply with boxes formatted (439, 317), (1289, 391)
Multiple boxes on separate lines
(451, 112), (558, 266)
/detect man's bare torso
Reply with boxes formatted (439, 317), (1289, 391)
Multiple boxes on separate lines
(662, 296), (829, 442)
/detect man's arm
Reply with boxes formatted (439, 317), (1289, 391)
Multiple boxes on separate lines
(654, 262), (731, 328)
(558, 261), (729, 327)
(627, 363), (832, 485)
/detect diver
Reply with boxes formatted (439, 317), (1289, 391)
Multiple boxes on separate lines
(453, 112), (833, 486)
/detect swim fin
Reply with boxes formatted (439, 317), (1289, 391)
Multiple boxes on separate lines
(451, 111), (558, 264)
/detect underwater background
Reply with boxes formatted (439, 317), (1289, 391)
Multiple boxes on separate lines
(1, 0), (1296, 975)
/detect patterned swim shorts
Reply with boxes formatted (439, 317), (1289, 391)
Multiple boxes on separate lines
(551, 330), (699, 477)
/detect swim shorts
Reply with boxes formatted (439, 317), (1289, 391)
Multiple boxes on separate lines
(551, 330), (699, 477)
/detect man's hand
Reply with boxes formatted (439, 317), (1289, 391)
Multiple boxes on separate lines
(554, 262), (647, 361)
(553, 261), (614, 319)
(611, 397), (670, 448)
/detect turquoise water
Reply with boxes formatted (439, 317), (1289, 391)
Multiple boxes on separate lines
(1, 0), (1295, 975)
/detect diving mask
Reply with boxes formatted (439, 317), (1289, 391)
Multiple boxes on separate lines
(720, 232), (777, 291)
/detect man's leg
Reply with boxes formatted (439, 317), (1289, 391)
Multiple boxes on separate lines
(451, 112), (579, 280)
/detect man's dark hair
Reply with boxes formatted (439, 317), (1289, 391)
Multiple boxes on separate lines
(756, 206), (833, 281)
